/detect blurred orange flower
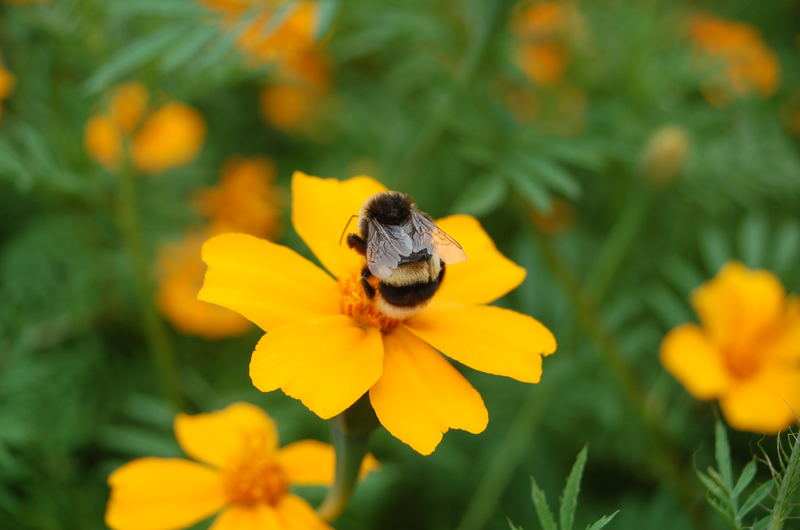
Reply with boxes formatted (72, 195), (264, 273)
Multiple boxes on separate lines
(661, 262), (800, 433)
(199, 172), (557, 454)
(106, 402), (377, 530)
(158, 156), (282, 338)
(0, 56), (15, 118)
(131, 102), (206, 174)
(198, 156), (282, 238)
(513, 1), (584, 87)
(202, 0), (330, 132)
(158, 233), (252, 339)
(84, 82), (206, 174)
(260, 50), (329, 132)
(689, 13), (780, 104)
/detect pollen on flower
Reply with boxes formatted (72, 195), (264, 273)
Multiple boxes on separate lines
(221, 435), (289, 506)
(339, 271), (400, 333)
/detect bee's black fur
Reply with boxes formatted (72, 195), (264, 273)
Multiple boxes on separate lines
(360, 267), (375, 298)
(377, 263), (445, 307)
(365, 192), (412, 226)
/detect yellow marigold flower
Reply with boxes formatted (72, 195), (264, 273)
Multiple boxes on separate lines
(158, 233), (252, 339)
(106, 402), (377, 530)
(0, 56), (15, 118)
(661, 262), (800, 434)
(198, 156), (282, 238)
(84, 115), (122, 170)
(513, 1), (584, 87)
(131, 102), (206, 174)
(109, 81), (148, 133)
(199, 172), (557, 454)
(260, 50), (329, 131)
(689, 13), (780, 103)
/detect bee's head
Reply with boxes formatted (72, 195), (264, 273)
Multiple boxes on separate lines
(364, 191), (413, 226)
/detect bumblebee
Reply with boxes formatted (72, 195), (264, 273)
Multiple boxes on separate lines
(345, 191), (466, 319)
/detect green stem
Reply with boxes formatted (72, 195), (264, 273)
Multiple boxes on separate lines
(318, 394), (378, 522)
(116, 162), (184, 411)
(532, 229), (710, 530)
(393, 0), (514, 188)
(583, 189), (653, 304)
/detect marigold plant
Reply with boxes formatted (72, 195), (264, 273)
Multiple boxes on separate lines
(199, 172), (557, 455)
(689, 13), (780, 104)
(661, 262), (800, 433)
(105, 402), (378, 530)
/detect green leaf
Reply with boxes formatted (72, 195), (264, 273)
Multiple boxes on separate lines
(772, 221), (800, 275)
(733, 460), (757, 497)
(108, 0), (206, 17)
(451, 174), (507, 216)
(85, 26), (189, 93)
(531, 478), (558, 530)
(740, 480), (772, 518)
(519, 156), (581, 199)
(697, 470), (727, 502)
(159, 25), (219, 73)
(699, 227), (730, 274)
(715, 421), (734, 490)
(316, 0), (338, 38)
(506, 171), (551, 213)
(738, 214), (768, 268)
(705, 494), (737, 529)
(584, 511), (619, 530)
(560, 446), (589, 530)
(507, 518), (524, 530)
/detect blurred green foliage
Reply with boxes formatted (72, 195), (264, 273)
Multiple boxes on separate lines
(1, 0), (799, 528)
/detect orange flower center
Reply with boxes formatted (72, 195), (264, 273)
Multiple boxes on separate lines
(339, 270), (400, 333)
(722, 347), (761, 380)
(221, 437), (289, 506)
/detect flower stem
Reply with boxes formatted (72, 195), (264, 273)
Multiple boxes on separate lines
(116, 162), (184, 411)
(318, 394), (378, 522)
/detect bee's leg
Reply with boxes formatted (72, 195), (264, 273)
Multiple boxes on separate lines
(360, 267), (375, 298)
(346, 234), (367, 256)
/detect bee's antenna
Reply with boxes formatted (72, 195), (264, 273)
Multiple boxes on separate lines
(338, 214), (359, 245)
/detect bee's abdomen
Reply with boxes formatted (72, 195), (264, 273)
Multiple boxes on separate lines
(378, 264), (445, 307)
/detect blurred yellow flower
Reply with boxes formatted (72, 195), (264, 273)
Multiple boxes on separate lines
(84, 83), (206, 174)
(131, 102), (206, 174)
(689, 13), (780, 104)
(0, 56), (15, 118)
(106, 402), (377, 530)
(198, 156), (282, 238)
(661, 262), (800, 433)
(199, 172), (557, 455)
(260, 50), (329, 132)
(158, 233), (252, 339)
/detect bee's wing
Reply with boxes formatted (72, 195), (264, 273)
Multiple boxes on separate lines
(366, 220), (413, 278)
(410, 210), (467, 264)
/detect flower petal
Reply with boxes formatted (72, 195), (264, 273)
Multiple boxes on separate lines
(405, 303), (556, 383)
(660, 324), (732, 400)
(209, 504), (281, 530)
(174, 402), (278, 469)
(434, 215), (527, 305)
(275, 494), (332, 530)
(106, 458), (225, 530)
(719, 368), (800, 434)
(275, 440), (379, 485)
(199, 233), (341, 331)
(692, 262), (786, 350)
(250, 315), (384, 419)
(291, 171), (386, 278)
(369, 326), (488, 455)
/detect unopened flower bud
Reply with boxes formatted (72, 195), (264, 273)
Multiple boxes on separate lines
(641, 125), (689, 187)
